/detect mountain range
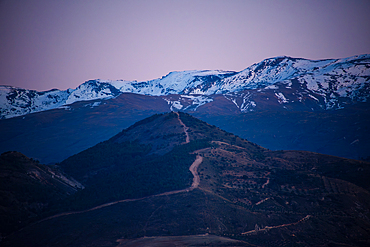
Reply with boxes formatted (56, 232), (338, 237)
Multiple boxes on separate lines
(0, 54), (369, 163)
(1, 54), (369, 119)
(1, 112), (370, 246)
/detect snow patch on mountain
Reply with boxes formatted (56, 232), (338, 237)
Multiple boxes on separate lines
(109, 70), (235, 96)
(0, 86), (70, 119)
(275, 92), (288, 104)
(163, 95), (213, 111)
(65, 80), (121, 104)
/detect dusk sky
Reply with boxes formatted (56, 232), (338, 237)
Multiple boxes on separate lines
(1, 0), (370, 91)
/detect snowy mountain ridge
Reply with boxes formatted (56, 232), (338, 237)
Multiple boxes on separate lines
(1, 54), (369, 118)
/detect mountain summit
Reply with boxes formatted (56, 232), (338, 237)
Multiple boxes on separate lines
(1, 54), (369, 118)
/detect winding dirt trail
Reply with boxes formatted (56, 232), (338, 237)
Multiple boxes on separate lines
(189, 156), (202, 190)
(37, 113), (201, 223)
(241, 215), (312, 235)
(175, 111), (190, 143)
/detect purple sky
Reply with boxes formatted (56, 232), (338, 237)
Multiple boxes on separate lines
(1, 0), (370, 91)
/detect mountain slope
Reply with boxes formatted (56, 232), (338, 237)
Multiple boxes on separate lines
(1, 54), (369, 119)
(0, 93), (170, 164)
(56, 112), (256, 210)
(195, 101), (370, 160)
(2, 112), (370, 246)
(0, 151), (83, 236)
